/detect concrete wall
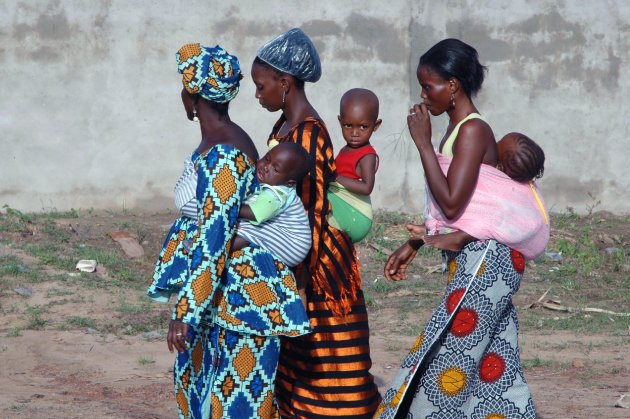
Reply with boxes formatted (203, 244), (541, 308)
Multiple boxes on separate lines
(2, 0), (629, 214)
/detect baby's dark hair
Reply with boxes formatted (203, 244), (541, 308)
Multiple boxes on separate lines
(501, 133), (545, 182)
(253, 57), (305, 91)
(419, 38), (487, 98)
(278, 142), (312, 181)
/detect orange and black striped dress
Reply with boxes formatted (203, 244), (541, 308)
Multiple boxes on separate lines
(270, 115), (381, 418)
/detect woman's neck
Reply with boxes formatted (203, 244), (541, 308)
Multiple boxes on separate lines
(282, 89), (318, 129)
(197, 111), (233, 151)
(446, 96), (478, 125)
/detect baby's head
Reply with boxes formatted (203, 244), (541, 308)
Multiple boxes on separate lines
(497, 132), (545, 182)
(338, 88), (382, 148)
(256, 142), (312, 187)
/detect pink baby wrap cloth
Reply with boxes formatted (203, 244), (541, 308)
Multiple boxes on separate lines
(424, 154), (550, 260)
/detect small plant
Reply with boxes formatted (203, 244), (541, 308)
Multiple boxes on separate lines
(64, 316), (96, 329)
(521, 356), (553, 369)
(138, 357), (156, 365)
(1, 205), (34, 232)
(6, 327), (21, 337)
(385, 341), (400, 351)
(25, 304), (47, 330)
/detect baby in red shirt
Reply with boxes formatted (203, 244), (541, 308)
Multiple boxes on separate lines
(328, 88), (382, 242)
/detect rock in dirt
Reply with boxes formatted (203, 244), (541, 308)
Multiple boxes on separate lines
(143, 331), (162, 340)
(14, 287), (34, 297)
(572, 360), (585, 368)
(108, 231), (144, 258)
(615, 394), (630, 408)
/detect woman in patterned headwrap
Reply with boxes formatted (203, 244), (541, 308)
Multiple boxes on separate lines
(148, 43), (310, 418)
(250, 28), (381, 418)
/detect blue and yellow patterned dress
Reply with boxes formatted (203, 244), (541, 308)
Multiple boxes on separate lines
(148, 144), (311, 418)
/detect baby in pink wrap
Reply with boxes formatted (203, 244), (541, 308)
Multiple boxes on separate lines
(408, 132), (548, 260)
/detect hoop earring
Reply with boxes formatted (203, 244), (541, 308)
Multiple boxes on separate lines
(450, 92), (455, 108)
(282, 89), (286, 105)
(192, 110), (199, 122)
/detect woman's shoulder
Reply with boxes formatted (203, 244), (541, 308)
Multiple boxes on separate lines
(291, 117), (330, 139)
(454, 115), (497, 164)
(458, 116), (495, 142)
(280, 116), (327, 134)
(197, 144), (256, 169)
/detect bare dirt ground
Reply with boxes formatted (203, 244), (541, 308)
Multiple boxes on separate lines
(0, 209), (629, 418)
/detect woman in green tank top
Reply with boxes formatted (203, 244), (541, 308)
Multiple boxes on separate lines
(377, 39), (537, 418)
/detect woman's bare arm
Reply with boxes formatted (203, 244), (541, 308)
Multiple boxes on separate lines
(408, 103), (494, 219)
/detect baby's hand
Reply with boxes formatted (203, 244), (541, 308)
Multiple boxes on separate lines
(406, 223), (427, 240)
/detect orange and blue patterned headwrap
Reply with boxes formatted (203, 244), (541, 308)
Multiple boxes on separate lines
(176, 44), (243, 103)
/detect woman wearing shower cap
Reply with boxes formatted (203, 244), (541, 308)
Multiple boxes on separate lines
(148, 43), (310, 419)
(251, 28), (381, 418)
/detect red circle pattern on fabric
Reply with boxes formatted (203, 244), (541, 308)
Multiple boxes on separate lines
(445, 288), (466, 314)
(479, 352), (506, 383)
(510, 249), (525, 274)
(450, 308), (478, 337)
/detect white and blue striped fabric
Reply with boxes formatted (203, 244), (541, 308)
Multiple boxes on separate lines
(173, 152), (312, 266)
(174, 152), (198, 218)
(237, 194), (312, 267)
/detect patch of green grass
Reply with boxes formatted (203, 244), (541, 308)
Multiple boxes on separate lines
(116, 296), (152, 314)
(0, 205), (35, 232)
(40, 208), (80, 219)
(25, 304), (47, 330)
(368, 278), (399, 295)
(6, 327), (21, 337)
(534, 313), (629, 334)
(372, 210), (411, 226)
(11, 403), (28, 410)
(385, 341), (400, 351)
(41, 219), (72, 243)
(364, 293), (381, 308)
(0, 254), (24, 276)
(64, 316), (96, 328)
(138, 357), (156, 365)
(21, 242), (75, 271)
(521, 356), (553, 369)
(46, 298), (70, 308)
(46, 288), (75, 297)
(398, 320), (424, 336)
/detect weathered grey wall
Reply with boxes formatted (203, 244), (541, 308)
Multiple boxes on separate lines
(2, 0), (629, 214)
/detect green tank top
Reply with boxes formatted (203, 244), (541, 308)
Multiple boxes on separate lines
(440, 113), (487, 157)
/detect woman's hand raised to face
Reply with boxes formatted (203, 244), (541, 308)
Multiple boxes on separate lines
(407, 102), (432, 152)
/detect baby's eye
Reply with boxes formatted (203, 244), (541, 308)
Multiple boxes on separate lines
(360, 125), (368, 130)
(344, 124), (352, 128)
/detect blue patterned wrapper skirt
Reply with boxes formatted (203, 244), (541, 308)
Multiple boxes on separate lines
(174, 323), (281, 418)
(376, 240), (536, 418)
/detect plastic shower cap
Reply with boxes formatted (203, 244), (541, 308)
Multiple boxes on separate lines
(256, 28), (321, 82)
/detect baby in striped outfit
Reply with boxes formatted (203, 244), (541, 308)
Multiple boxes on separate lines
(175, 142), (312, 267)
(233, 142), (312, 266)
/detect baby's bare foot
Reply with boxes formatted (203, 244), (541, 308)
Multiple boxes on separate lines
(406, 223), (427, 240)
(424, 233), (464, 252)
